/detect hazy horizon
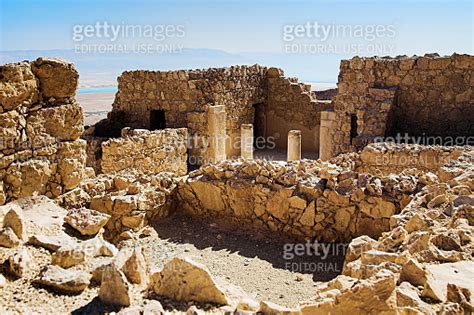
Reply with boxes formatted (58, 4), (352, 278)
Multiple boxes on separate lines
(1, 0), (472, 84)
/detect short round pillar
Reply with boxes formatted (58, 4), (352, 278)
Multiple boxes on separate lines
(240, 124), (253, 159)
(287, 130), (301, 161)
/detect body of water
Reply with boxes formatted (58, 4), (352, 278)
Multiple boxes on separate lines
(77, 87), (118, 95)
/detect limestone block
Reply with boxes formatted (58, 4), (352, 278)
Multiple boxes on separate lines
(26, 103), (84, 147)
(31, 57), (79, 99)
(0, 62), (38, 111)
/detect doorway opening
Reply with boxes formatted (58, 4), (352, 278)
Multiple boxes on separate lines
(350, 114), (358, 144)
(150, 110), (166, 130)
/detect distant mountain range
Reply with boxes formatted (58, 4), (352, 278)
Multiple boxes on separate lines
(0, 48), (339, 88)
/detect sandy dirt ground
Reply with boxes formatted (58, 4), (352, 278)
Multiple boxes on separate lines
(0, 204), (345, 313)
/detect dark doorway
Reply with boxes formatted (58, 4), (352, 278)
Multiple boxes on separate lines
(253, 103), (266, 149)
(350, 114), (358, 144)
(150, 110), (166, 130)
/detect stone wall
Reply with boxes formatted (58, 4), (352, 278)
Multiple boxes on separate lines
(330, 53), (473, 156)
(106, 66), (266, 162)
(103, 65), (333, 164)
(177, 159), (417, 242)
(265, 68), (333, 152)
(58, 170), (178, 242)
(100, 128), (188, 176)
(0, 58), (88, 205)
(355, 143), (467, 176)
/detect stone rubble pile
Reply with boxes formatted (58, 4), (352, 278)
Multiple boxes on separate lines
(0, 196), (302, 314)
(57, 170), (178, 242)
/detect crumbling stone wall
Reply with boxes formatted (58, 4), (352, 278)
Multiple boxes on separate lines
(105, 65), (333, 164)
(58, 170), (178, 242)
(177, 159), (417, 242)
(355, 143), (467, 176)
(331, 54), (473, 156)
(100, 128), (188, 176)
(177, 143), (473, 242)
(0, 58), (88, 205)
(265, 68), (333, 152)
(107, 66), (266, 162)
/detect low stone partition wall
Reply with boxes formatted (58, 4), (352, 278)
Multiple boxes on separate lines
(100, 128), (188, 176)
(177, 159), (418, 242)
(354, 143), (466, 176)
(0, 58), (88, 205)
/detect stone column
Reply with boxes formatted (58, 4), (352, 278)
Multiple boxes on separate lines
(208, 105), (227, 163)
(240, 124), (254, 159)
(287, 130), (301, 161)
(319, 111), (336, 161)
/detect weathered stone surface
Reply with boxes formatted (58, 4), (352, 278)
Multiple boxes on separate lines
(0, 227), (20, 248)
(422, 261), (474, 302)
(4, 159), (52, 199)
(301, 272), (397, 314)
(64, 207), (110, 236)
(0, 58), (86, 204)
(152, 257), (230, 305)
(31, 57), (78, 99)
(101, 128), (188, 176)
(99, 263), (131, 306)
(178, 159), (413, 242)
(396, 282), (430, 312)
(115, 247), (148, 285)
(3, 204), (26, 240)
(26, 103), (84, 146)
(259, 300), (302, 314)
(29, 234), (75, 251)
(0, 61), (38, 111)
(0, 273), (6, 288)
(51, 245), (86, 269)
(331, 54), (473, 157)
(5, 248), (30, 278)
(36, 265), (91, 294)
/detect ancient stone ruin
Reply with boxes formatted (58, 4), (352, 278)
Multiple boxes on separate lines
(0, 54), (473, 314)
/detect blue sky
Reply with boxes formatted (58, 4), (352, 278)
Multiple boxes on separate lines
(0, 0), (472, 82)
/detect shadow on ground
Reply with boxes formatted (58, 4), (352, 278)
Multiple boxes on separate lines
(152, 213), (346, 282)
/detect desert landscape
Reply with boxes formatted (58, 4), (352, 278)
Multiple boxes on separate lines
(0, 53), (472, 314)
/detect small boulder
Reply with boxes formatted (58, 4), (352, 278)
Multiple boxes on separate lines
(64, 207), (111, 236)
(3, 205), (26, 240)
(152, 256), (230, 305)
(99, 263), (131, 307)
(0, 227), (20, 248)
(115, 247), (149, 285)
(82, 237), (118, 257)
(35, 265), (91, 294)
(142, 300), (165, 314)
(51, 245), (86, 269)
(5, 248), (30, 278)
(396, 282), (430, 311)
(399, 259), (427, 287)
(422, 261), (474, 302)
(28, 234), (75, 251)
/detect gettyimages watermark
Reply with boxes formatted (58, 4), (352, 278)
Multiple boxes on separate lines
(283, 240), (346, 273)
(282, 21), (397, 55)
(72, 21), (185, 54)
(373, 133), (474, 146)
